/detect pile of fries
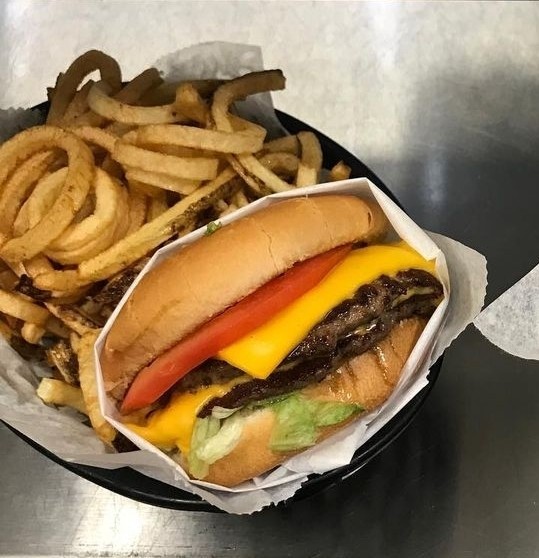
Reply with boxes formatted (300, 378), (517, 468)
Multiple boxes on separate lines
(0, 50), (351, 449)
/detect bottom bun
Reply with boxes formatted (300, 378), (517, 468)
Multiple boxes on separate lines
(191, 317), (426, 487)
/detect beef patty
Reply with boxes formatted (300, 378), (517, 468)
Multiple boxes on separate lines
(171, 269), (443, 416)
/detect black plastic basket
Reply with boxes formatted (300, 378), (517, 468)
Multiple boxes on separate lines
(3, 107), (443, 512)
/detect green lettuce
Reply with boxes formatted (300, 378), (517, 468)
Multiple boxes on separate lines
(188, 414), (244, 479)
(268, 394), (362, 452)
(267, 394), (318, 452)
(187, 393), (363, 478)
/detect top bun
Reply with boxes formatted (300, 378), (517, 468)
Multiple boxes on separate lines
(101, 195), (389, 400)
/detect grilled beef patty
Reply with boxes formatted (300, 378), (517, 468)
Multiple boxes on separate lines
(172, 269), (443, 417)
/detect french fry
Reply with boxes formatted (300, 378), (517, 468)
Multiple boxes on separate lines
(14, 168), (66, 235)
(174, 83), (209, 125)
(330, 160), (352, 181)
(37, 378), (87, 415)
(296, 131), (323, 187)
(44, 316), (71, 339)
(32, 269), (90, 292)
(46, 339), (79, 385)
(232, 189), (249, 208)
(45, 302), (100, 336)
(88, 81), (186, 125)
(139, 79), (223, 106)
(211, 70), (285, 133)
(21, 322), (46, 344)
(61, 80), (95, 125)
(0, 127), (94, 262)
(126, 187), (148, 234)
(147, 190), (168, 221)
(0, 289), (49, 324)
(71, 69), (163, 128)
(115, 68), (163, 104)
(135, 124), (264, 154)
(77, 331), (116, 444)
(263, 135), (299, 155)
(46, 169), (123, 263)
(219, 203), (238, 217)
(234, 154), (292, 193)
(258, 152), (299, 177)
(128, 180), (163, 198)
(47, 50), (122, 125)
(70, 126), (118, 153)
(126, 168), (199, 196)
(112, 142), (219, 181)
(0, 151), (57, 244)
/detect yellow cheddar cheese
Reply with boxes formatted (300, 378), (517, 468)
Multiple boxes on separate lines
(217, 243), (435, 379)
(125, 379), (244, 454)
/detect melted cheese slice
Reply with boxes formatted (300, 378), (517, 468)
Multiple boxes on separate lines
(125, 379), (243, 454)
(218, 243), (436, 379)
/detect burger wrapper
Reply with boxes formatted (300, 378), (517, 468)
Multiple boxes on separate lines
(90, 177), (486, 511)
(0, 42), (488, 514)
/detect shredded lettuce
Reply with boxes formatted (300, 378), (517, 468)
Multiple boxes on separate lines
(268, 394), (318, 452)
(188, 413), (245, 479)
(268, 394), (362, 452)
(187, 393), (363, 478)
(196, 414), (244, 463)
(211, 406), (240, 420)
(204, 221), (222, 236)
(306, 399), (362, 428)
(188, 416), (220, 479)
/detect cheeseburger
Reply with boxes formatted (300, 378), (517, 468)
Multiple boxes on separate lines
(101, 195), (443, 486)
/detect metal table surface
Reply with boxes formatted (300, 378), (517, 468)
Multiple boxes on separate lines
(1, 1), (538, 556)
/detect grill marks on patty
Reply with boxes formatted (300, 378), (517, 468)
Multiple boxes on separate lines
(172, 269), (443, 416)
(285, 269), (441, 361)
(198, 293), (440, 416)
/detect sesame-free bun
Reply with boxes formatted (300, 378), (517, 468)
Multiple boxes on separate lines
(196, 317), (426, 487)
(101, 195), (389, 401)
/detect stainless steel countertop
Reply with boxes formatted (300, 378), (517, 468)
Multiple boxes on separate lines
(1, 1), (539, 556)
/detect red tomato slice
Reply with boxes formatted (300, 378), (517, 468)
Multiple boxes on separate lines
(121, 244), (351, 413)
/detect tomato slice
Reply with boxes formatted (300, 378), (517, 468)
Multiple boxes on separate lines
(121, 244), (351, 413)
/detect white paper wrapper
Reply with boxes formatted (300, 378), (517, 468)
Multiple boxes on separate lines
(0, 42), (488, 514)
(474, 263), (538, 360)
